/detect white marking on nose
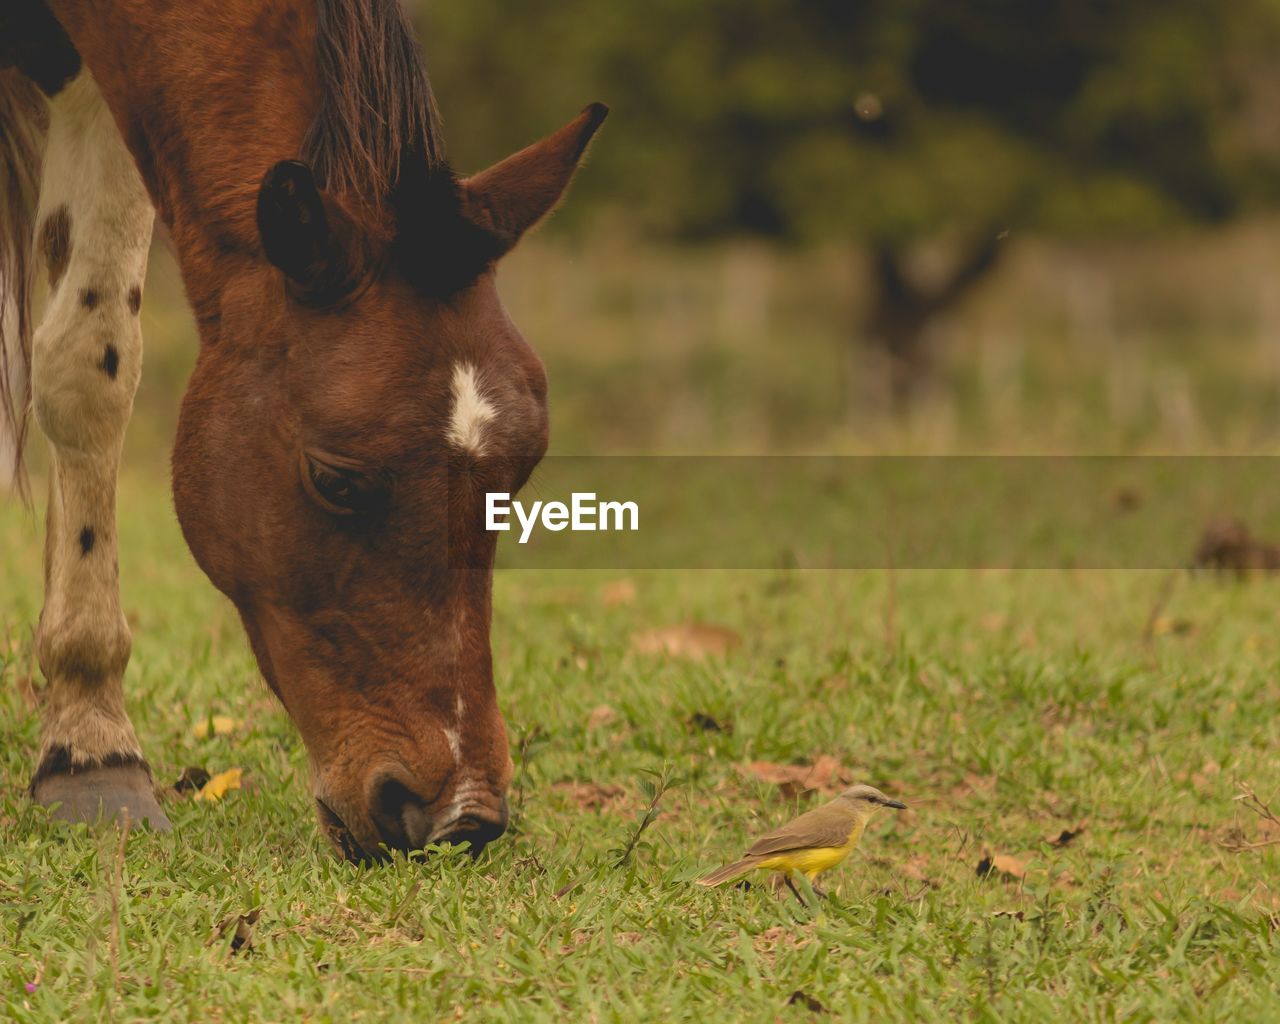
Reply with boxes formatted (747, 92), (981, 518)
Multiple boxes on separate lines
(443, 726), (462, 764)
(430, 780), (494, 842)
(447, 363), (496, 455)
(454, 694), (466, 722)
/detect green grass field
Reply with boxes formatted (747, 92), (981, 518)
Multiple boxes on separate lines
(2, 471), (1279, 1021)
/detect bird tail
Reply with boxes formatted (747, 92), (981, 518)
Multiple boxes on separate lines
(697, 857), (759, 887)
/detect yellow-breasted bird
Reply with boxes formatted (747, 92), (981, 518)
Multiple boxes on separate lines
(697, 784), (906, 898)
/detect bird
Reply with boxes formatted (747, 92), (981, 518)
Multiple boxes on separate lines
(697, 784), (906, 899)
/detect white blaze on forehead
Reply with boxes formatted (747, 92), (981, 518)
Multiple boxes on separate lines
(447, 363), (497, 455)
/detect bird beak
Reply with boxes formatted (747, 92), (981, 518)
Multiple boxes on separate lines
(883, 799), (907, 810)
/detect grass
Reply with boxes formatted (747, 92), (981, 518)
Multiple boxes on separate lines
(2, 473), (1279, 1021)
(5, 227), (1280, 1019)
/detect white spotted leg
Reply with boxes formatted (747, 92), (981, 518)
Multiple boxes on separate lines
(28, 73), (167, 829)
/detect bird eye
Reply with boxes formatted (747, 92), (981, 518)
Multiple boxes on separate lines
(300, 451), (390, 517)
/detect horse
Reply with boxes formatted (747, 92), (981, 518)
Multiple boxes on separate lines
(0, 0), (605, 861)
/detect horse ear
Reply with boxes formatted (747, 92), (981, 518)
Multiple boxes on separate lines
(460, 103), (608, 254)
(257, 160), (357, 301)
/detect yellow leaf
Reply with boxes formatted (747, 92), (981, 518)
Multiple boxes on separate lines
(195, 768), (243, 802)
(191, 715), (238, 739)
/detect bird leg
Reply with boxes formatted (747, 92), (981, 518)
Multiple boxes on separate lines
(784, 875), (805, 904)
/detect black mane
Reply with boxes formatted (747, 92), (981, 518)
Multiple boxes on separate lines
(303, 0), (506, 295)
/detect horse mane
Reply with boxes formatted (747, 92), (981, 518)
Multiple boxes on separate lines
(303, 0), (508, 295)
(302, 0), (446, 207)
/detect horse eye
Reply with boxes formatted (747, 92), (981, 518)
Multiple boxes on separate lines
(300, 451), (389, 517)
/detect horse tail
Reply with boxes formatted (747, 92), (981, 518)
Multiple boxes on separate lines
(0, 68), (46, 497)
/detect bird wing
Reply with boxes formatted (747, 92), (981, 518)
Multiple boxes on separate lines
(744, 804), (855, 857)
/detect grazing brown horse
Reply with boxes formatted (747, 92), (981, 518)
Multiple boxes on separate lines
(0, 0), (605, 860)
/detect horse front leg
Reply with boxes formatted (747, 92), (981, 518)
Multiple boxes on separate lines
(28, 72), (167, 829)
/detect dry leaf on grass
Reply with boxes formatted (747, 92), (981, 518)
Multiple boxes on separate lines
(787, 990), (828, 1013)
(210, 908), (261, 955)
(740, 755), (849, 798)
(552, 781), (626, 811)
(601, 579), (637, 607)
(1047, 824), (1086, 848)
(685, 712), (731, 735)
(586, 705), (619, 730)
(976, 853), (1027, 881)
(897, 854), (935, 884)
(195, 767), (243, 802)
(191, 715), (238, 739)
(631, 622), (741, 659)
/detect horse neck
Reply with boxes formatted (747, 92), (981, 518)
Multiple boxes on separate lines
(46, 0), (320, 328)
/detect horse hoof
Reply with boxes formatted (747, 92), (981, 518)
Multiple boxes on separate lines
(33, 761), (171, 831)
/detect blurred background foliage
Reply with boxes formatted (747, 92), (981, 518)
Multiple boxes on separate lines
(427, 0), (1280, 240)
(13, 0), (1280, 478)
(422, 0), (1280, 416)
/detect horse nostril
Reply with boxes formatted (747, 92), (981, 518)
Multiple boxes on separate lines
(373, 778), (430, 851)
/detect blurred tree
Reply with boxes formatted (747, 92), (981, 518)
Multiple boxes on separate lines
(420, 0), (1280, 407)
